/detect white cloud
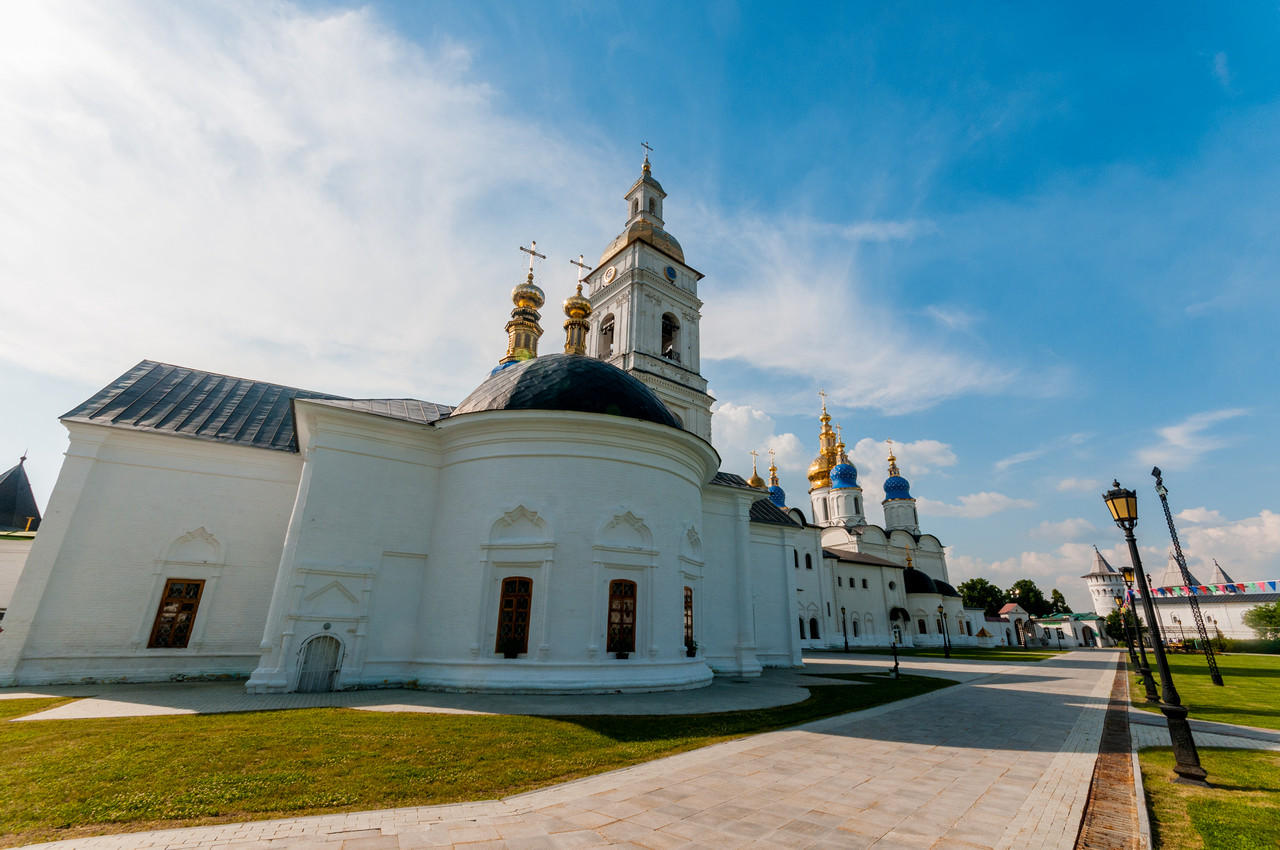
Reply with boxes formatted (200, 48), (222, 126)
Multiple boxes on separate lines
(995, 448), (1046, 472)
(948, 509), (1280, 614)
(1177, 507), (1224, 525)
(838, 219), (937, 242)
(1212, 52), (1232, 90)
(845, 437), (957, 503)
(689, 207), (1023, 415)
(918, 492), (1035, 518)
(1136, 409), (1248, 470)
(1057, 478), (1100, 493)
(925, 305), (980, 332)
(711, 401), (807, 475)
(1179, 509), (1280, 582)
(0, 1), (617, 402)
(1029, 518), (1096, 541)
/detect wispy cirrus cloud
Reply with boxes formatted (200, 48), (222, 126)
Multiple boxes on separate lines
(1057, 477), (1101, 493)
(1029, 518), (1096, 541)
(1136, 409), (1248, 470)
(918, 492), (1034, 519)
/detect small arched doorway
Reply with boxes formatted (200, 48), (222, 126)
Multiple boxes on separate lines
(1082, 625), (1097, 647)
(297, 634), (343, 693)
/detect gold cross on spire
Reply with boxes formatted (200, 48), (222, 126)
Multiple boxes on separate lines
(768, 448), (776, 464)
(569, 254), (592, 283)
(818, 387), (828, 410)
(519, 241), (546, 275)
(749, 449), (759, 465)
(641, 141), (653, 158)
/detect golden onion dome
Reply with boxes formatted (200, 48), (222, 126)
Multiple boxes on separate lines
(807, 455), (832, 489)
(563, 283), (591, 319)
(511, 272), (545, 310)
(599, 219), (685, 268)
(747, 470), (766, 489)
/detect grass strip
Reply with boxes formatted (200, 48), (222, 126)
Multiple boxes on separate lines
(1139, 747), (1280, 849)
(0, 672), (951, 847)
(1128, 652), (1280, 730)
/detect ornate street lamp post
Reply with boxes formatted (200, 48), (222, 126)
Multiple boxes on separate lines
(1104, 480), (1208, 785)
(937, 604), (951, 658)
(1120, 563), (1159, 702)
(1152, 467), (1224, 685)
(841, 606), (850, 653)
(1114, 592), (1139, 666)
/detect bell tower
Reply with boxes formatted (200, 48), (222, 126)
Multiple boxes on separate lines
(582, 150), (714, 441)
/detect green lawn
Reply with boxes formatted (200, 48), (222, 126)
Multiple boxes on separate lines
(0, 672), (952, 847)
(826, 646), (1063, 663)
(1140, 747), (1280, 849)
(1129, 652), (1280, 730)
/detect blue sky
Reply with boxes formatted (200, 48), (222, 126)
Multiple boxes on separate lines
(2, 2), (1277, 611)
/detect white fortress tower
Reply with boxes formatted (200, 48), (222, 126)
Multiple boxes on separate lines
(1081, 545), (1126, 616)
(582, 153), (714, 441)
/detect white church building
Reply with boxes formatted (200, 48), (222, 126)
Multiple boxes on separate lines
(0, 158), (972, 694)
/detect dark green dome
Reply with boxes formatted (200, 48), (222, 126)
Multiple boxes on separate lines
(903, 567), (938, 595)
(452, 354), (681, 429)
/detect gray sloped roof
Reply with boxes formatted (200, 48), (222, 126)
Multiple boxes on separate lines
(306, 398), (454, 426)
(710, 471), (758, 490)
(63, 360), (451, 453)
(821, 548), (904, 568)
(0, 458), (40, 532)
(749, 498), (799, 526)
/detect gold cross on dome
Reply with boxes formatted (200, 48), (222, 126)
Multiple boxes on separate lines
(569, 254), (592, 283)
(768, 448), (776, 463)
(749, 449), (759, 463)
(519, 241), (546, 274)
(642, 141), (653, 158)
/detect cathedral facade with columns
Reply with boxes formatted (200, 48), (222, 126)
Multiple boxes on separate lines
(0, 158), (976, 693)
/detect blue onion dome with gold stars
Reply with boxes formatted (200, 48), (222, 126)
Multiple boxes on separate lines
(829, 432), (858, 489)
(883, 444), (913, 500)
(767, 454), (786, 507)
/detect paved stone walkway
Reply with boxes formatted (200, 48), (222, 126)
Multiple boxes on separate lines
(18, 651), (1122, 849)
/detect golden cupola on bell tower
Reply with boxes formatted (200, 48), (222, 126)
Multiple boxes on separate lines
(500, 242), (546, 366)
(806, 391), (840, 491)
(563, 256), (593, 355)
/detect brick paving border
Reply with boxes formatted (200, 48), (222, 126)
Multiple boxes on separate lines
(1075, 658), (1140, 850)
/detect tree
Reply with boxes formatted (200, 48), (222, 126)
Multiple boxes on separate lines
(1243, 601), (1280, 640)
(959, 577), (1006, 617)
(1104, 609), (1129, 642)
(1005, 579), (1051, 617)
(1049, 589), (1073, 615)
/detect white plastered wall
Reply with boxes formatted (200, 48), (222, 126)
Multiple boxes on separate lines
(0, 423), (301, 685)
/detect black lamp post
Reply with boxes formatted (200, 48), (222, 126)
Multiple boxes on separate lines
(841, 606), (850, 653)
(1153, 467), (1224, 685)
(1104, 480), (1208, 785)
(1120, 563), (1159, 703)
(936, 604), (951, 658)
(1114, 592), (1139, 666)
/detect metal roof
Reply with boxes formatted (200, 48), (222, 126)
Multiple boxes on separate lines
(452, 354), (681, 429)
(63, 361), (450, 453)
(0, 458), (40, 532)
(821, 548), (904, 568)
(307, 398), (454, 426)
(749, 498), (799, 526)
(710, 471), (759, 490)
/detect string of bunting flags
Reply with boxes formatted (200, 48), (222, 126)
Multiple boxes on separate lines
(1133, 580), (1279, 597)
